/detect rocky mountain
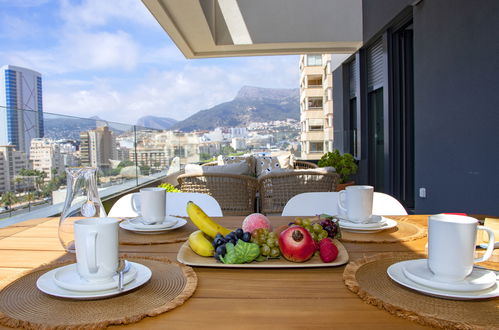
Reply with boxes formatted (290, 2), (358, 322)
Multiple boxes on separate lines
(171, 86), (299, 132)
(136, 116), (178, 130)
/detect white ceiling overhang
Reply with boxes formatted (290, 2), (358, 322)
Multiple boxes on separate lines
(142, 0), (363, 58)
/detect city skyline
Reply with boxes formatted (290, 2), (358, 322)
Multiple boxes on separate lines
(0, 0), (299, 125)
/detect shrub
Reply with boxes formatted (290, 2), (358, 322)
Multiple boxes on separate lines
(318, 150), (358, 184)
(158, 183), (181, 192)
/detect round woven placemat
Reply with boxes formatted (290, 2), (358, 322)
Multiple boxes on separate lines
(119, 220), (198, 245)
(340, 219), (426, 243)
(343, 252), (498, 329)
(0, 255), (197, 330)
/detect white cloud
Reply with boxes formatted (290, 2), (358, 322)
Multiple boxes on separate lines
(1, 30), (140, 74)
(61, 31), (139, 71)
(43, 56), (300, 125)
(59, 0), (156, 29)
(1, 0), (300, 127)
(0, 16), (39, 39)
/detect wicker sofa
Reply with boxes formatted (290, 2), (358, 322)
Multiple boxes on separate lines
(177, 172), (258, 216)
(177, 155), (338, 215)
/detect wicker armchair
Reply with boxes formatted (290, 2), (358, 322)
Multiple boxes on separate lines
(258, 170), (340, 215)
(293, 160), (318, 169)
(177, 173), (259, 216)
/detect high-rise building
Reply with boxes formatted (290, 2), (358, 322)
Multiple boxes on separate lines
(29, 138), (64, 181)
(0, 145), (30, 193)
(0, 65), (44, 154)
(79, 126), (117, 169)
(299, 54), (333, 160)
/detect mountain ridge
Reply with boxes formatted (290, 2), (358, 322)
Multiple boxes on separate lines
(136, 116), (177, 129)
(171, 86), (299, 132)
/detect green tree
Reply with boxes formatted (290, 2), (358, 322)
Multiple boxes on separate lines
(1, 191), (18, 209)
(14, 176), (23, 192)
(118, 160), (134, 168)
(199, 153), (212, 161)
(221, 145), (235, 156)
(139, 165), (151, 176)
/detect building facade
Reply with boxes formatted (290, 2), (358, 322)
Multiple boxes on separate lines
(29, 138), (64, 181)
(79, 126), (117, 170)
(331, 0), (499, 214)
(0, 145), (30, 193)
(0, 65), (44, 154)
(299, 54), (333, 160)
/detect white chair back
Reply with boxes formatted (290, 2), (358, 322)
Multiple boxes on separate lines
(108, 193), (138, 218)
(282, 192), (339, 216)
(166, 192), (223, 217)
(281, 191), (407, 216)
(108, 191), (223, 218)
(372, 192), (408, 215)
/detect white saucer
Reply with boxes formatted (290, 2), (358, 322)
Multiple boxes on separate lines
(37, 262), (152, 300)
(120, 217), (187, 234)
(128, 216), (179, 229)
(52, 263), (138, 292)
(339, 217), (397, 233)
(338, 215), (386, 228)
(387, 259), (499, 300)
(402, 259), (497, 292)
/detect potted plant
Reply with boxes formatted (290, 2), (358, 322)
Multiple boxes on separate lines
(158, 183), (182, 192)
(317, 150), (358, 191)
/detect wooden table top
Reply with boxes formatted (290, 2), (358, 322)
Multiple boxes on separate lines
(0, 215), (496, 329)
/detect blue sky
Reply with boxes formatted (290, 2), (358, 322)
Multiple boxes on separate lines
(0, 0), (299, 124)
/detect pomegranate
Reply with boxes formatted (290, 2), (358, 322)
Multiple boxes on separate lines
(278, 226), (316, 262)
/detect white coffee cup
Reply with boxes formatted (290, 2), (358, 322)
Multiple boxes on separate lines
(131, 187), (166, 224)
(337, 185), (374, 223)
(74, 218), (119, 282)
(428, 214), (495, 282)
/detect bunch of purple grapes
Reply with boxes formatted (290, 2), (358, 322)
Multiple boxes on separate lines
(320, 218), (341, 239)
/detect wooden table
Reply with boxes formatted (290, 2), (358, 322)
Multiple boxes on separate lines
(0, 215), (496, 329)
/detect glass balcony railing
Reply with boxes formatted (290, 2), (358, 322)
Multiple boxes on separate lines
(0, 106), (169, 224)
(0, 106), (302, 225)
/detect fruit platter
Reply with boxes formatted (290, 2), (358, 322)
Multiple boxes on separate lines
(177, 202), (349, 268)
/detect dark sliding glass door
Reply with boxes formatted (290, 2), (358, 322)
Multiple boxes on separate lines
(368, 88), (385, 191)
(391, 23), (415, 209)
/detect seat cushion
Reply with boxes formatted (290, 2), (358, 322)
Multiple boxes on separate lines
(255, 154), (295, 177)
(218, 155), (256, 176)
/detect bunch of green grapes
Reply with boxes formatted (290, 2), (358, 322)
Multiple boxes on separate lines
(250, 228), (281, 258)
(293, 218), (329, 242)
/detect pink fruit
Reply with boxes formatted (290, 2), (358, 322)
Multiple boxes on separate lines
(242, 213), (272, 233)
(278, 226), (316, 262)
(319, 238), (339, 263)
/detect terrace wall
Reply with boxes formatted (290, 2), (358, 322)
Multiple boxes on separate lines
(333, 0), (499, 214)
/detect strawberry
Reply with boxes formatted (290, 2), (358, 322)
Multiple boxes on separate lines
(319, 238), (339, 263)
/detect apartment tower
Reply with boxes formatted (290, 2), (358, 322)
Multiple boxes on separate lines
(29, 138), (64, 181)
(299, 55), (333, 160)
(0, 65), (44, 153)
(0, 145), (30, 193)
(79, 126), (117, 169)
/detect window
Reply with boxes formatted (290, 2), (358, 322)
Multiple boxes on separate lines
(308, 97), (323, 109)
(309, 142), (324, 153)
(307, 75), (322, 88)
(307, 55), (322, 66)
(308, 119), (324, 131)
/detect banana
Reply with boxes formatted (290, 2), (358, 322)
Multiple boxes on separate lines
(188, 230), (214, 257)
(186, 201), (231, 238)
